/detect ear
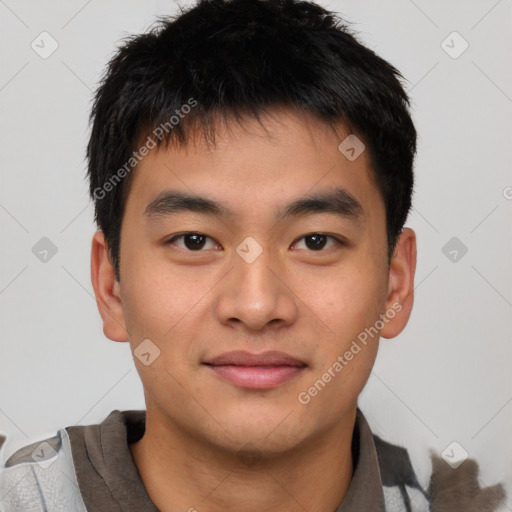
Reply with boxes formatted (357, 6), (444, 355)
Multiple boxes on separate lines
(90, 230), (129, 342)
(380, 228), (417, 339)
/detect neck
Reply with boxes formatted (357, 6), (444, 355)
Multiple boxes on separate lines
(130, 407), (356, 512)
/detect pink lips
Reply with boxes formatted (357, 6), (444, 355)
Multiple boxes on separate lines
(203, 350), (306, 389)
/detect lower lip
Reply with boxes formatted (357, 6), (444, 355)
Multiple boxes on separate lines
(205, 364), (305, 389)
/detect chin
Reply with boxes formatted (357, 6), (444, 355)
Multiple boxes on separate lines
(223, 427), (304, 459)
(219, 410), (313, 449)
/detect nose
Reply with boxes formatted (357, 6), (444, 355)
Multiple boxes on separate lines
(214, 245), (298, 332)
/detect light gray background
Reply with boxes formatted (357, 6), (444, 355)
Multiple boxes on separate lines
(1, 0), (511, 508)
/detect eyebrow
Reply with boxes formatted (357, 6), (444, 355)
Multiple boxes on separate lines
(144, 187), (364, 223)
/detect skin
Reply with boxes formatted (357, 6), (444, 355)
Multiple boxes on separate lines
(91, 107), (416, 512)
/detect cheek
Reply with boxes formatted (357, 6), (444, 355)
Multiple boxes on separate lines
(305, 263), (386, 339)
(300, 272), (385, 414)
(120, 249), (199, 342)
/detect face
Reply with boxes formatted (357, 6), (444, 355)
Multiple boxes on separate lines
(92, 107), (416, 456)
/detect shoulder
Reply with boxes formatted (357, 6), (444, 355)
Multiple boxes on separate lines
(372, 434), (430, 511)
(0, 429), (87, 512)
(0, 410), (145, 512)
(372, 434), (506, 512)
(3, 434), (62, 468)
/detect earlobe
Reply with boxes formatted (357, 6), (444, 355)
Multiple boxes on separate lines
(380, 228), (417, 339)
(90, 230), (129, 342)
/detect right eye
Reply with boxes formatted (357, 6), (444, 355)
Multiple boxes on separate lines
(165, 233), (222, 252)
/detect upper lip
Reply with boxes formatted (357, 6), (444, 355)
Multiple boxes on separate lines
(204, 350), (306, 367)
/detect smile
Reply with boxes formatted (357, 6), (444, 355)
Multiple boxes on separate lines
(203, 350), (307, 389)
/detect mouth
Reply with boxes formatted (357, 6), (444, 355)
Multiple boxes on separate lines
(203, 350), (307, 390)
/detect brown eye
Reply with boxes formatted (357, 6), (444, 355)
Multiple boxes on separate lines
(293, 234), (340, 251)
(167, 233), (219, 251)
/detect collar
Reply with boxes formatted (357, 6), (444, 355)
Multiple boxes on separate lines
(67, 407), (386, 512)
(67, 410), (157, 511)
(334, 408), (386, 511)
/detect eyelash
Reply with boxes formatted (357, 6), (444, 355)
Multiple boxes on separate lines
(165, 232), (345, 252)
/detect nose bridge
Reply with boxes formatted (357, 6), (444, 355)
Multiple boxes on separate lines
(236, 249), (277, 301)
(215, 240), (297, 330)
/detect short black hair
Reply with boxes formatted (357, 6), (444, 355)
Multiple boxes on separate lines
(86, 0), (416, 281)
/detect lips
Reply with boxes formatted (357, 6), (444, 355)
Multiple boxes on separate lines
(205, 350), (306, 367)
(203, 350), (306, 389)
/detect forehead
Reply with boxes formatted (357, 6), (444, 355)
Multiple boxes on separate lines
(125, 108), (384, 225)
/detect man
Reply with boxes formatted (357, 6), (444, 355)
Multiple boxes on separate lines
(0, 0), (505, 510)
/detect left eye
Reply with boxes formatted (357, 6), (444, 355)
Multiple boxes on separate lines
(166, 233), (220, 251)
(292, 234), (340, 251)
